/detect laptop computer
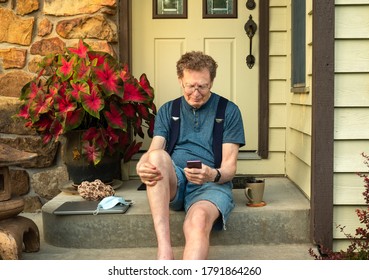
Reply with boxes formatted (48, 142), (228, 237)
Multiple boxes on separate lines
(53, 200), (131, 215)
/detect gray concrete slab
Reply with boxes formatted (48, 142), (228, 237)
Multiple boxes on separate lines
(21, 212), (315, 260)
(41, 178), (311, 248)
(19, 177), (316, 260)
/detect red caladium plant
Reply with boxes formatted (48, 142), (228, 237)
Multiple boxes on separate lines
(17, 39), (156, 165)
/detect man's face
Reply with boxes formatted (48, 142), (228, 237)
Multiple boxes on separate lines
(180, 69), (213, 109)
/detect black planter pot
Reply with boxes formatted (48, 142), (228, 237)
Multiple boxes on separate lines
(63, 130), (121, 185)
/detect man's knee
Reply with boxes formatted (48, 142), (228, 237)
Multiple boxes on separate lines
(147, 149), (171, 165)
(184, 207), (212, 235)
(184, 202), (220, 234)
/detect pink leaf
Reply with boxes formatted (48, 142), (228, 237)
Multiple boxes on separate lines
(68, 39), (89, 59)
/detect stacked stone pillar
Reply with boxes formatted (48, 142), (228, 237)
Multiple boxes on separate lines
(0, 0), (120, 212)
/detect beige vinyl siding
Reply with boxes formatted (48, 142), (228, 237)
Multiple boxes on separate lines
(286, 153), (311, 195)
(333, 0), (369, 251)
(334, 173), (366, 205)
(334, 141), (369, 172)
(335, 108), (369, 139)
(336, 0), (369, 4)
(333, 206), (366, 239)
(285, 0), (312, 198)
(335, 73), (369, 107)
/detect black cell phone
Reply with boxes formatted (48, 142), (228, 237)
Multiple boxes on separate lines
(186, 160), (202, 169)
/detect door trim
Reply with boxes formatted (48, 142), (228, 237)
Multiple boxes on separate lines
(258, 0), (269, 159)
(119, 0), (269, 159)
(119, 0), (132, 67)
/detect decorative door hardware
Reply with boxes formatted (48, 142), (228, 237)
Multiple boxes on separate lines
(244, 14), (257, 69)
(246, 0), (256, 10)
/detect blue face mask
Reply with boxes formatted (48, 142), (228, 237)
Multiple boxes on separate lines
(94, 196), (132, 215)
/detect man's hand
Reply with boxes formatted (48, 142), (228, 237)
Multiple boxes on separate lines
(184, 164), (215, 185)
(137, 162), (163, 187)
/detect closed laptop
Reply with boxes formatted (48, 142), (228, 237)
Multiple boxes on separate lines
(53, 200), (130, 215)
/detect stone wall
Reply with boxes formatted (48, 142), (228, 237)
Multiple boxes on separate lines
(0, 0), (120, 211)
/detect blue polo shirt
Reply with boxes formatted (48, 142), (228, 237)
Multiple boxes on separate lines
(154, 93), (245, 169)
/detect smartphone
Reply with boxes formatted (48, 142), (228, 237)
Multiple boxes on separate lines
(186, 160), (202, 169)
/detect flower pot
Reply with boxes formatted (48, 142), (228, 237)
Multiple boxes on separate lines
(63, 130), (121, 185)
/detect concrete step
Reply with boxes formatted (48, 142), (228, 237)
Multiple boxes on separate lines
(41, 177), (311, 249)
(22, 210), (315, 260)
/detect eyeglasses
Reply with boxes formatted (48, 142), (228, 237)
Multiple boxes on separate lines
(181, 82), (210, 94)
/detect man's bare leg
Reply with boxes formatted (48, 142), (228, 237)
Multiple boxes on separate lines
(145, 149), (178, 260)
(182, 201), (220, 259)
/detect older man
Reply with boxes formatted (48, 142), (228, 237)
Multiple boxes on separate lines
(136, 51), (245, 259)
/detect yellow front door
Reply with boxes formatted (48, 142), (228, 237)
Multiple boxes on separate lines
(132, 0), (259, 151)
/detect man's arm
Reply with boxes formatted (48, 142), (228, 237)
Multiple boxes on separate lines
(185, 143), (240, 185)
(211, 143), (239, 184)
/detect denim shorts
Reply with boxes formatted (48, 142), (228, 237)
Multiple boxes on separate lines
(169, 164), (235, 231)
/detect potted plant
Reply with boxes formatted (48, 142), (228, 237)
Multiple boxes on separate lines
(16, 39), (156, 184)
